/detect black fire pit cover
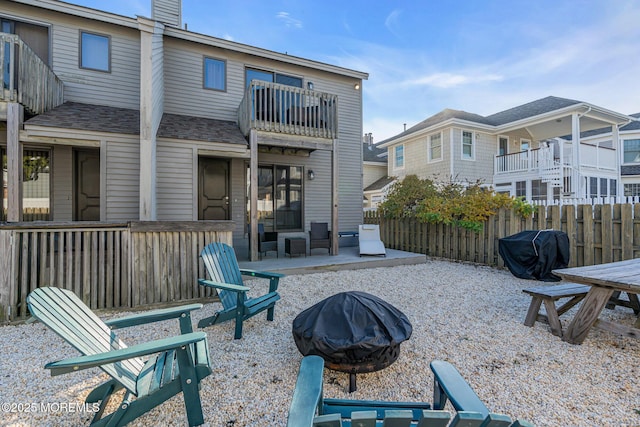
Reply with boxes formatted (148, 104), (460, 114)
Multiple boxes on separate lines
(292, 291), (412, 363)
(499, 229), (570, 282)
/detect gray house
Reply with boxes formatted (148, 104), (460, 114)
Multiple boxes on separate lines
(0, 0), (368, 260)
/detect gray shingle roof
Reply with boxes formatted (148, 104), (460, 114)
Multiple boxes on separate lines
(24, 102), (248, 146)
(25, 102), (140, 134)
(484, 96), (582, 125)
(158, 113), (247, 145)
(364, 175), (395, 192)
(363, 142), (387, 163)
(378, 109), (492, 145)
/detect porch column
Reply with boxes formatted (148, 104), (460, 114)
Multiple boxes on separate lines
(138, 18), (164, 220)
(612, 124), (620, 200)
(331, 138), (339, 255)
(571, 113), (582, 197)
(6, 103), (23, 222)
(249, 129), (259, 261)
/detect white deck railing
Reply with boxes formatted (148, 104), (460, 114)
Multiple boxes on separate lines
(238, 79), (338, 139)
(0, 33), (63, 114)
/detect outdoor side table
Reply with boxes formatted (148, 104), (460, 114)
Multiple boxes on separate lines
(285, 237), (306, 257)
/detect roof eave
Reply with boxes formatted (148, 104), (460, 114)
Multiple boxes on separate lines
(378, 118), (495, 147)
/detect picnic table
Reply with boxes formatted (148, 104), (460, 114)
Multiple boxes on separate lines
(553, 258), (640, 344)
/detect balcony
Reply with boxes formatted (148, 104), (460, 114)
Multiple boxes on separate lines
(238, 80), (338, 140)
(1, 33), (63, 115)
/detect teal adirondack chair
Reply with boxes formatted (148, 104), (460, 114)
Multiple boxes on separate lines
(197, 241), (284, 339)
(287, 355), (534, 427)
(26, 287), (211, 427)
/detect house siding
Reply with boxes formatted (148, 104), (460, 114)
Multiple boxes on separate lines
(105, 139), (140, 220)
(152, 0), (181, 28)
(156, 142), (194, 221)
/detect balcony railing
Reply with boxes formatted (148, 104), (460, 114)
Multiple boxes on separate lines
(495, 148), (543, 173)
(238, 80), (338, 139)
(1, 33), (63, 114)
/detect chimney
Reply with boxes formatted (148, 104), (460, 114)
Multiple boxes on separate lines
(152, 0), (182, 28)
(403, 123), (406, 131)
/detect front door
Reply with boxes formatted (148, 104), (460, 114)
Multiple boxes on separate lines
(198, 157), (230, 220)
(74, 149), (100, 221)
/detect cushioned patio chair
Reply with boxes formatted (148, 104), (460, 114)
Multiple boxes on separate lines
(309, 222), (331, 254)
(358, 224), (386, 257)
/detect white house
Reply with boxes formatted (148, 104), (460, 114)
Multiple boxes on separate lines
(377, 96), (637, 204)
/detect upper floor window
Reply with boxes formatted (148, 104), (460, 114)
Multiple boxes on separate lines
(462, 131), (474, 160)
(498, 136), (508, 156)
(429, 133), (442, 162)
(203, 57), (226, 91)
(80, 31), (110, 72)
(245, 68), (302, 88)
(394, 145), (404, 169)
(623, 139), (640, 164)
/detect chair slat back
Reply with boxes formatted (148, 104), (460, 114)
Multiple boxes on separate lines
(27, 287), (144, 394)
(359, 224), (381, 242)
(201, 242), (247, 310)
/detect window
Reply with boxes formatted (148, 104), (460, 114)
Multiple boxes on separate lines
(520, 139), (530, 151)
(429, 133), (442, 161)
(610, 179), (617, 196)
(250, 165), (303, 231)
(589, 177), (598, 198)
(624, 183), (640, 197)
(80, 31), (110, 72)
(22, 149), (51, 221)
(623, 139), (640, 164)
(203, 57), (226, 91)
(245, 68), (302, 88)
(498, 136), (508, 156)
(515, 181), (526, 198)
(600, 178), (608, 197)
(395, 145), (404, 168)
(531, 179), (547, 201)
(462, 131), (474, 159)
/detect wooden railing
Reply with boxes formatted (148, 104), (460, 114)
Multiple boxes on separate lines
(0, 32), (64, 114)
(364, 203), (640, 269)
(238, 79), (338, 139)
(0, 221), (234, 321)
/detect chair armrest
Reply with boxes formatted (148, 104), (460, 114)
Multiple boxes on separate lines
(198, 278), (250, 292)
(430, 360), (490, 417)
(45, 332), (208, 376)
(105, 303), (203, 330)
(240, 269), (285, 279)
(287, 355), (325, 427)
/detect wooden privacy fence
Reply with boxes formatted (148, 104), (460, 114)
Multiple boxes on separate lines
(0, 221), (234, 321)
(364, 203), (640, 268)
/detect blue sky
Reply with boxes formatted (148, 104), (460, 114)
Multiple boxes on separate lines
(70, 0), (640, 142)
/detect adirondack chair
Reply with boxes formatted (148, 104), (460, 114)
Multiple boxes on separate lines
(26, 287), (212, 427)
(287, 355), (534, 427)
(197, 241), (284, 339)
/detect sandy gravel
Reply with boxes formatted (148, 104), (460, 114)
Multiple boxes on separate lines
(1, 259), (640, 426)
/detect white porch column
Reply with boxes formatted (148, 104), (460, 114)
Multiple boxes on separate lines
(6, 103), (23, 222)
(331, 138), (339, 255)
(249, 129), (259, 261)
(613, 123), (621, 199)
(571, 112), (582, 197)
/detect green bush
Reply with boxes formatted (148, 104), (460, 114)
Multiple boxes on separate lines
(379, 175), (534, 232)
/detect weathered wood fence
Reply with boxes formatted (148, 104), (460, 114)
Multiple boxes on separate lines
(365, 204), (640, 268)
(0, 221), (234, 321)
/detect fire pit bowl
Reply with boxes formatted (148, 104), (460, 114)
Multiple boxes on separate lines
(292, 291), (412, 392)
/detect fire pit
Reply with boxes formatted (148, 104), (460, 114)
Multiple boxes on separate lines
(292, 291), (412, 392)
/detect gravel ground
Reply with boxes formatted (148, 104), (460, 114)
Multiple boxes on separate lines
(1, 259), (640, 427)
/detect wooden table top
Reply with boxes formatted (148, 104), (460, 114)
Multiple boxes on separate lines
(553, 258), (640, 292)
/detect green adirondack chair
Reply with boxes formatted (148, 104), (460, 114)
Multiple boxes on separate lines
(26, 287), (212, 427)
(287, 355), (534, 427)
(197, 241), (284, 339)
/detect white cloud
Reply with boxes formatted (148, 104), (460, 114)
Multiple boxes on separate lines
(276, 12), (303, 29)
(407, 72), (503, 89)
(384, 9), (402, 37)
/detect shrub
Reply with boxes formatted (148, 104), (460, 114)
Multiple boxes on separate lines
(379, 175), (534, 232)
